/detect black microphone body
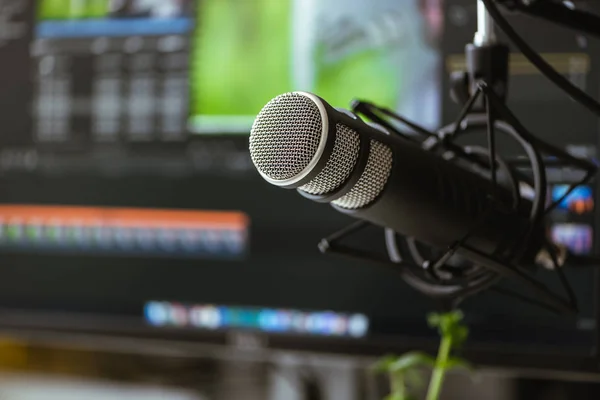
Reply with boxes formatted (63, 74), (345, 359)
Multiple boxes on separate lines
(327, 103), (541, 264)
(249, 92), (545, 266)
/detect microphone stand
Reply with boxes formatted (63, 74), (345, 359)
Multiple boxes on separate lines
(317, 0), (597, 314)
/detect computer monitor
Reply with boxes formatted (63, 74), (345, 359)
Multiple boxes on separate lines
(0, 0), (597, 373)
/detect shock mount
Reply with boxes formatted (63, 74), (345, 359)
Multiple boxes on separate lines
(317, 0), (600, 314)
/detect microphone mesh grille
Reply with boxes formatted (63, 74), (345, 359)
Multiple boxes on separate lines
(299, 124), (360, 195)
(332, 140), (393, 209)
(249, 93), (323, 181)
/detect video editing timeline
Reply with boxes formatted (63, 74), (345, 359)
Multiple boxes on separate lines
(0, 205), (248, 259)
(550, 185), (595, 255)
(33, 1), (193, 145)
(144, 301), (370, 338)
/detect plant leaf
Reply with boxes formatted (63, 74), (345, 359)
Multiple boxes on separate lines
(389, 351), (435, 372)
(372, 354), (399, 373)
(449, 325), (469, 347)
(427, 313), (441, 328)
(440, 356), (473, 372)
(405, 368), (425, 389)
(428, 310), (469, 346)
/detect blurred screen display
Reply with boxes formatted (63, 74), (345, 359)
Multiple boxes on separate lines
(551, 223), (594, 255)
(552, 184), (595, 215)
(190, 0), (440, 132)
(0, 0), (594, 367)
(33, 0), (440, 138)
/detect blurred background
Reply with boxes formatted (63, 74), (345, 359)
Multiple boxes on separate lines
(0, 0), (597, 398)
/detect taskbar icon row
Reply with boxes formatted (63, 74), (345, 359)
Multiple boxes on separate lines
(144, 301), (369, 339)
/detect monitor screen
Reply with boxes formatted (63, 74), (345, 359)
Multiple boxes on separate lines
(0, 0), (596, 372)
(33, 0), (441, 139)
(189, 0), (441, 133)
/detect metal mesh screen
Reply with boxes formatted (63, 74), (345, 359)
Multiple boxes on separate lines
(332, 140), (393, 209)
(299, 124), (360, 195)
(249, 93), (323, 181)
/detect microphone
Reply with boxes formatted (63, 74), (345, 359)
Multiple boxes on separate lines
(249, 91), (549, 267)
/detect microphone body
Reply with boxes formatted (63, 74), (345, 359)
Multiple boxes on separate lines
(249, 92), (544, 266)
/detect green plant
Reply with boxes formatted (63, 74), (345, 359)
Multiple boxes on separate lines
(373, 310), (472, 400)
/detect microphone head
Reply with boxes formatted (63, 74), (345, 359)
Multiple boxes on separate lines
(249, 92), (329, 186)
(249, 91), (393, 210)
